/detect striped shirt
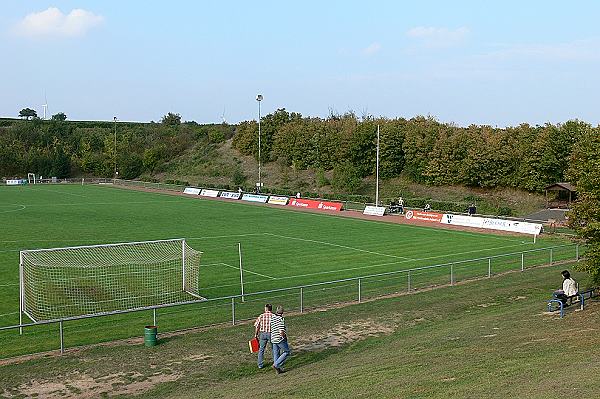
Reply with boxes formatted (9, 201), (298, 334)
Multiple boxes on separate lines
(270, 314), (287, 344)
(254, 311), (272, 333)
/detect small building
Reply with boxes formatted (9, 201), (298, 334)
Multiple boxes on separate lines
(545, 182), (576, 208)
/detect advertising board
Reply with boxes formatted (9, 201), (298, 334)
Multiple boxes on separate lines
(200, 189), (219, 198)
(267, 196), (289, 205)
(241, 194), (269, 203)
(183, 187), (201, 195)
(363, 205), (386, 217)
(287, 198), (343, 212)
(220, 191), (241, 199)
(404, 210), (443, 223)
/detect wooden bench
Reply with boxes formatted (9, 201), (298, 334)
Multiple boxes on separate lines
(547, 288), (598, 318)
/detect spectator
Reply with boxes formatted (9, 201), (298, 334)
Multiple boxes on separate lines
(253, 304), (273, 369)
(398, 197), (405, 214)
(423, 203), (431, 212)
(553, 270), (578, 305)
(270, 305), (291, 374)
(467, 203), (476, 216)
(296, 192), (301, 198)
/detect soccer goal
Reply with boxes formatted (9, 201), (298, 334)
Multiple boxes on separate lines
(19, 238), (203, 324)
(27, 173), (36, 184)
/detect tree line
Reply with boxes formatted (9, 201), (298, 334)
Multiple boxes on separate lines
(0, 109), (595, 194)
(232, 109), (592, 192)
(0, 116), (232, 180)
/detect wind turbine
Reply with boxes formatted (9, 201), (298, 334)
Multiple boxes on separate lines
(42, 92), (48, 120)
(221, 107), (227, 124)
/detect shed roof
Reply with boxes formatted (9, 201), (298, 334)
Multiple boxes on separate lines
(545, 182), (576, 192)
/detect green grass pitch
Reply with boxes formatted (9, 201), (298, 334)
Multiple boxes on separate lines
(0, 184), (571, 358)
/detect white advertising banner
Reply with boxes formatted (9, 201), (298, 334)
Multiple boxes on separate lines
(183, 187), (201, 195)
(442, 214), (542, 235)
(363, 205), (386, 217)
(200, 189), (220, 198)
(441, 214), (484, 228)
(220, 191), (241, 200)
(241, 194), (269, 203)
(268, 196), (289, 205)
(481, 218), (543, 235)
(6, 179), (24, 185)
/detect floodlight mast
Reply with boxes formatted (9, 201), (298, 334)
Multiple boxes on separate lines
(256, 94), (263, 191)
(113, 116), (117, 180)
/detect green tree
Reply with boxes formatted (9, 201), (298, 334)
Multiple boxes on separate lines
(566, 127), (600, 283)
(51, 112), (67, 121)
(161, 112), (182, 126)
(331, 161), (361, 193)
(19, 108), (38, 120)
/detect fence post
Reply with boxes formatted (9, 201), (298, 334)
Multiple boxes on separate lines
(550, 248), (553, 265)
(450, 264), (454, 286)
(488, 258), (491, 278)
(407, 271), (411, 292)
(521, 253), (524, 272)
(358, 279), (362, 303)
(231, 298), (235, 325)
(59, 320), (64, 354)
(300, 287), (304, 313)
(153, 308), (157, 326)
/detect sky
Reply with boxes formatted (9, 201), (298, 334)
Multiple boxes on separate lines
(1, 1), (600, 126)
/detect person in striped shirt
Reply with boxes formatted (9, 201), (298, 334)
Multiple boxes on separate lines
(270, 305), (291, 374)
(254, 303), (273, 369)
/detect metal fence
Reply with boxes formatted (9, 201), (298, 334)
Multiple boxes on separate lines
(0, 243), (581, 357)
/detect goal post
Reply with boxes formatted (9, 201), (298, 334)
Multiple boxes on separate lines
(19, 238), (203, 324)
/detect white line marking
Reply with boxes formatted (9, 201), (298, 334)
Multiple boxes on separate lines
(0, 311), (18, 318)
(221, 262), (276, 279)
(263, 232), (415, 261)
(186, 233), (265, 240)
(0, 205), (26, 214)
(29, 186), (89, 197)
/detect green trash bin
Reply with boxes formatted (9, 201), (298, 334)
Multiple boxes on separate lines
(144, 325), (158, 347)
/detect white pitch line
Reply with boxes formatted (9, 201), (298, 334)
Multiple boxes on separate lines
(221, 262), (276, 280)
(0, 205), (26, 214)
(0, 311), (18, 318)
(186, 233), (265, 240)
(263, 232), (416, 261)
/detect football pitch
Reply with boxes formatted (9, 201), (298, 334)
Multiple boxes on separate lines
(0, 184), (572, 358)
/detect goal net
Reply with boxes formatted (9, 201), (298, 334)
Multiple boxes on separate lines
(20, 239), (203, 322)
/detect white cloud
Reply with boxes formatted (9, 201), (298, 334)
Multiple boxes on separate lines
(15, 7), (104, 38)
(406, 26), (469, 47)
(362, 42), (382, 56)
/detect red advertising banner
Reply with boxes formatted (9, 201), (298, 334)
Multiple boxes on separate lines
(404, 210), (443, 223)
(288, 198), (343, 212)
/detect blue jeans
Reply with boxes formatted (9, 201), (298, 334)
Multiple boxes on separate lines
(257, 332), (271, 368)
(272, 339), (291, 369)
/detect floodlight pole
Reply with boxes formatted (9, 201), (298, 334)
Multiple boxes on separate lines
(256, 94), (263, 191)
(113, 116), (117, 181)
(376, 124), (380, 206)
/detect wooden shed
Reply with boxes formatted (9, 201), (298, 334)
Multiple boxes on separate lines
(545, 182), (576, 208)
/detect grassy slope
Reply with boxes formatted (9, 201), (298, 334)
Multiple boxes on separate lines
(0, 264), (597, 398)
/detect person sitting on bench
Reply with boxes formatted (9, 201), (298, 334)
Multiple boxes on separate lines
(553, 270), (578, 305)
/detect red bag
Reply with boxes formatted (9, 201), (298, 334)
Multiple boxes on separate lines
(249, 337), (259, 353)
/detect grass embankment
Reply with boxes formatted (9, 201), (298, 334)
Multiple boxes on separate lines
(1, 264), (597, 398)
